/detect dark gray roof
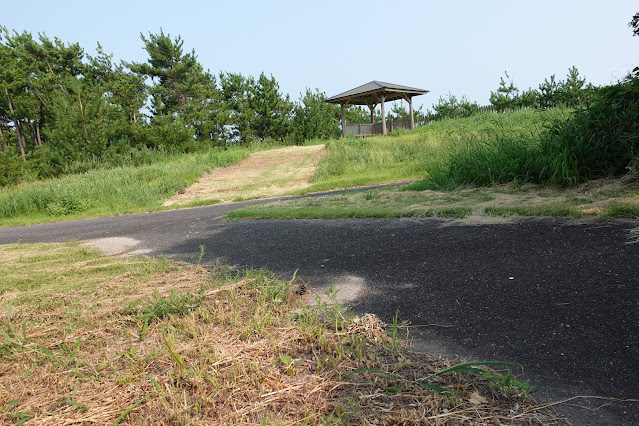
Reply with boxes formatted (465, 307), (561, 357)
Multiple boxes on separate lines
(324, 81), (429, 105)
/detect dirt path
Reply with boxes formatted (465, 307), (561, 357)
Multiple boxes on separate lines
(164, 144), (325, 206)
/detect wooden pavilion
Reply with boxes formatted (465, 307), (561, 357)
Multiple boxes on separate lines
(324, 81), (429, 137)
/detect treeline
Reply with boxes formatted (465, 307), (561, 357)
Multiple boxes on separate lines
(429, 67), (595, 121)
(0, 28), (360, 186)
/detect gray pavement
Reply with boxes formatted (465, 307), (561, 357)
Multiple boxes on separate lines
(1, 201), (638, 425)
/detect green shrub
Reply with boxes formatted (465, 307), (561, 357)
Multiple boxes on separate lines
(536, 74), (639, 184)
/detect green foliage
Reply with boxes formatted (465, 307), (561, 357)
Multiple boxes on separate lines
(630, 12), (639, 36)
(249, 73), (292, 142)
(129, 30), (220, 143)
(356, 361), (522, 395)
(537, 75), (560, 108)
(345, 105), (375, 124)
(123, 289), (204, 322)
(288, 89), (340, 144)
(487, 67), (591, 113)
(482, 370), (533, 396)
(489, 72), (521, 112)
(0, 26), (331, 185)
(217, 72), (255, 143)
(0, 151), (30, 186)
(416, 108), (571, 188)
(536, 73), (639, 184)
(431, 93), (480, 120)
(423, 74), (639, 188)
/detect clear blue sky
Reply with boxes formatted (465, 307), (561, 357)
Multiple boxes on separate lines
(4, 1), (637, 112)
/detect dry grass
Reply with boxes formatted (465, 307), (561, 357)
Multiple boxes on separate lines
(163, 145), (325, 207)
(228, 177), (639, 223)
(0, 243), (565, 424)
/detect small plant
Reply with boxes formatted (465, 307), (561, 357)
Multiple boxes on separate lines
(123, 289), (204, 323)
(483, 370), (533, 396)
(356, 361), (522, 395)
(388, 310), (400, 353)
(279, 355), (303, 376)
(0, 306), (28, 354)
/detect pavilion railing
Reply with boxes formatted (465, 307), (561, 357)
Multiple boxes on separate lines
(344, 118), (412, 137)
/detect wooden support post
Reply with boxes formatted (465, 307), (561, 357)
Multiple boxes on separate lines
(409, 96), (414, 129)
(340, 103), (346, 137)
(368, 104), (376, 124)
(380, 95), (386, 135)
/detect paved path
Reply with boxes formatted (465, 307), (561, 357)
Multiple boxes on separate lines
(1, 202), (638, 425)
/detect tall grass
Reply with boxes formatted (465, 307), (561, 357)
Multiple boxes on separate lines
(310, 130), (442, 190)
(0, 147), (251, 225)
(421, 75), (639, 189)
(419, 108), (571, 189)
(312, 108), (569, 191)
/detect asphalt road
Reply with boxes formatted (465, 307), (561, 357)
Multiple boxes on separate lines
(1, 202), (638, 425)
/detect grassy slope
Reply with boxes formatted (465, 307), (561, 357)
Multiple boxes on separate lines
(230, 108), (639, 220)
(0, 243), (558, 424)
(0, 147), (252, 227)
(2, 107), (638, 226)
(306, 108), (569, 191)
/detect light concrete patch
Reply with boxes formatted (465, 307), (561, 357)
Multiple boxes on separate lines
(80, 237), (152, 257)
(306, 273), (366, 305)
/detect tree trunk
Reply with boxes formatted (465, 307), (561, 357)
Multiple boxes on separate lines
(29, 122), (37, 148)
(0, 126), (6, 152)
(33, 87), (50, 111)
(4, 88), (26, 163)
(35, 117), (42, 146)
(78, 93), (89, 141)
(20, 126), (28, 157)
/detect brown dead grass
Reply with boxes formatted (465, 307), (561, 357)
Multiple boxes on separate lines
(164, 145), (325, 206)
(0, 243), (565, 424)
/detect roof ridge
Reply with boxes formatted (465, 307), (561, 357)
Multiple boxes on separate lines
(324, 81), (428, 105)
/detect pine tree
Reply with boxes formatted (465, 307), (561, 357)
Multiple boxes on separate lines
(218, 72), (254, 143)
(289, 89), (340, 144)
(538, 75), (561, 108)
(489, 72), (520, 111)
(249, 73), (291, 142)
(559, 66), (586, 107)
(129, 30), (219, 143)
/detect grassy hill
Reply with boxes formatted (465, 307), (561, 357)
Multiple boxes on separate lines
(2, 105), (638, 227)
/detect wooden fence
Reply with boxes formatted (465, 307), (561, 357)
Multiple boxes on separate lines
(344, 118), (412, 137)
(343, 105), (538, 136)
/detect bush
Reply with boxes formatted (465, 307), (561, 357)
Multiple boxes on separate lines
(0, 151), (30, 186)
(536, 73), (639, 184)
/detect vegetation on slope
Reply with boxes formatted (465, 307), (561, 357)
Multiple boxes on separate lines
(0, 147), (251, 226)
(415, 72), (639, 188)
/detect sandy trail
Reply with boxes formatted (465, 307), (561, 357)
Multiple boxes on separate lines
(164, 144), (325, 206)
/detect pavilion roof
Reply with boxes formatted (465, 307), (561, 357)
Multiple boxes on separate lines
(324, 81), (429, 105)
